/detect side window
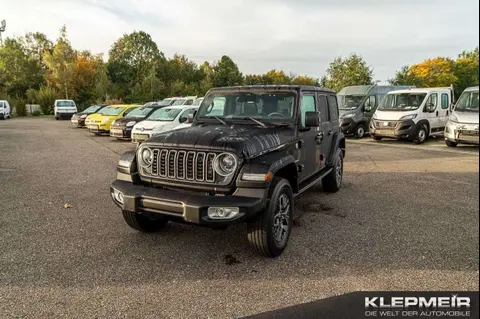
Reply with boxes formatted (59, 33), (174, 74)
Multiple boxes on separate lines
(179, 108), (194, 122)
(441, 94), (449, 109)
(427, 93), (438, 109)
(300, 94), (316, 127)
(185, 99), (193, 106)
(317, 95), (329, 122)
(327, 95), (339, 121)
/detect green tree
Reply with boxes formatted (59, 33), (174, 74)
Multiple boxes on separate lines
(43, 25), (77, 99)
(21, 32), (53, 69)
(322, 53), (374, 92)
(388, 65), (419, 86)
(199, 61), (214, 95)
(454, 47), (479, 95)
(291, 75), (320, 86)
(212, 55), (243, 87)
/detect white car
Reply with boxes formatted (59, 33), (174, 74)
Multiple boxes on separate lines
(193, 97), (204, 106)
(0, 100), (11, 119)
(54, 99), (78, 120)
(131, 105), (199, 143)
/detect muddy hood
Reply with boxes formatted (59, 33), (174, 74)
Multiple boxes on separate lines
(146, 124), (296, 159)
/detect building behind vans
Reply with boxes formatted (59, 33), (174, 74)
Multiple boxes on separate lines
(337, 85), (413, 138)
(369, 87), (454, 144)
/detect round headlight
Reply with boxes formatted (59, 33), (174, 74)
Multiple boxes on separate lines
(214, 153), (237, 176)
(126, 121), (136, 127)
(81, 114), (87, 119)
(140, 148), (153, 166)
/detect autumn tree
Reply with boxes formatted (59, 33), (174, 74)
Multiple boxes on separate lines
(454, 47), (479, 95)
(212, 55), (243, 87)
(408, 57), (458, 88)
(322, 53), (374, 92)
(43, 25), (77, 99)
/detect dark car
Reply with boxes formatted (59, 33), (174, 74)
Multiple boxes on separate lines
(109, 103), (166, 140)
(109, 85), (346, 258)
(71, 104), (107, 128)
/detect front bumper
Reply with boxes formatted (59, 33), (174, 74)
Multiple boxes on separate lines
(339, 118), (358, 135)
(57, 112), (76, 119)
(131, 132), (152, 143)
(87, 123), (109, 134)
(445, 121), (479, 145)
(369, 119), (416, 139)
(110, 180), (265, 225)
(110, 127), (133, 139)
(71, 117), (86, 127)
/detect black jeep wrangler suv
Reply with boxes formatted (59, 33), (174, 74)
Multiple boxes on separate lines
(110, 85), (346, 257)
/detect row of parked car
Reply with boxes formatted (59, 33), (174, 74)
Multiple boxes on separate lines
(337, 85), (479, 147)
(69, 96), (203, 143)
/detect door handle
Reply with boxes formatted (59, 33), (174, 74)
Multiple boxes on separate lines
(447, 110), (449, 116)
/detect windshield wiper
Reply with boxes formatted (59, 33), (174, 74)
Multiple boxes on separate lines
(246, 117), (267, 128)
(205, 116), (227, 125)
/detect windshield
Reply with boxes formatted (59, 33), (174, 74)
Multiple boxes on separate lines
(147, 107), (182, 121)
(338, 95), (365, 110)
(83, 105), (102, 114)
(126, 106), (155, 118)
(98, 106), (125, 116)
(158, 99), (174, 106)
(455, 91), (479, 112)
(56, 100), (75, 107)
(193, 98), (204, 106)
(378, 93), (427, 111)
(196, 91), (296, 124)
(171, 99), (186, 106)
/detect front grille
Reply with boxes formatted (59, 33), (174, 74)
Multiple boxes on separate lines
(458, 129), (479, 136)
(149, 149), (218, 183)
(375, 120), (397, 129)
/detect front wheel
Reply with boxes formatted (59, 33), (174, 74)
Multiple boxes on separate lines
(122, 211), (169, 233)
(414, 124), (428, 144)
(445, 140), (458, 147)
(355, 124), (366, 138)
(247, 177), (294, 258)
(322, 148), (344, 193)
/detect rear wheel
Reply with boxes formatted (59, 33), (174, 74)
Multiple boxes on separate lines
(247, 177), (293, 258)
(445, 140), (458, 147)
(122, 211), (169, 233)
(322, 148), (344, 193)
(414, 124), (428, 144)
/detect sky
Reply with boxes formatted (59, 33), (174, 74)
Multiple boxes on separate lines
(1, 0), (479, 82)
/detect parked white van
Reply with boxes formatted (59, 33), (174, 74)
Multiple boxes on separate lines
(54, 99), (78, 120)
(444, 86), (479, 147)
(131, 105), (199, 143)
(369, 87), (454, 144)
(0, 100), (11, 119)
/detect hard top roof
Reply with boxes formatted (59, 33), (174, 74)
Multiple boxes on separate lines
(464, 86), (479, 92)
(208, 85), (335, 94)
(386, 87), (453, 94)
(161, 105), (200, 110)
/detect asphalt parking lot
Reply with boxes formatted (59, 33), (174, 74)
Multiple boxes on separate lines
(0, 118), (479, 319)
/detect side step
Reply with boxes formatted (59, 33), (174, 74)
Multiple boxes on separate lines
(294, 168), (332, 198)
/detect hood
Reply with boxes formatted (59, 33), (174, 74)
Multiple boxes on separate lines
(146, 124), (296, 159)
(134, 120), (170, 130)
(112, 117), (145, 127)
(339, 109), (357, 118)
(373, 110), (418, 121)
(452, 111), (479, 124)
(73, 111), (88, 118)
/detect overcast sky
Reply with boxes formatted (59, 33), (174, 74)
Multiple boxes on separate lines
(1, 0), (479, 82)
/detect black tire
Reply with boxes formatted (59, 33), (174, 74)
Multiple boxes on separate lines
(445, 140), (458, 147)
(122, 210), (168, 233)
(322, 148), (344, 193)
(355, 124), (366, 138)
(55, 115), (59, 120)
(372, 135), (382, 141)
(414, 124), (428, 144)
(247, 177), (294, 258)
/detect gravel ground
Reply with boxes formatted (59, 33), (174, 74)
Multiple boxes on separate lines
(0, 118), (478, 319)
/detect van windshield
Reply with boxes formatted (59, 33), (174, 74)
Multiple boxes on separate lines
(56, 101), (75, 107)
(378, 93), (427, 111)
(338, 94), (365, 110)
(455, 91), (479, 112)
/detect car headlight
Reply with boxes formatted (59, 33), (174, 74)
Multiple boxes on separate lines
(399, 114), (417, 121)
(214, 153), (237, 176)
(138, 147), (153, 167)
(101, 118), (109, 124)
(81, 114), (87, 119)
(372, 113), (377, 120)
(341, 113), (355, 119)
(126, 121), (136, 127)
(449, 115), (459, 123)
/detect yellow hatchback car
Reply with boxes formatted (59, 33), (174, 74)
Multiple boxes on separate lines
(85, 104), (141, 135)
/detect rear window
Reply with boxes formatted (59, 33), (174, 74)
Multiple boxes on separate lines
(56, 101), (75, 107)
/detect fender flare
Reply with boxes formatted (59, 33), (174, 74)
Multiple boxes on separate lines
(326, 131), (346, 166)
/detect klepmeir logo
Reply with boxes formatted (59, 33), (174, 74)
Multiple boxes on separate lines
(365, 294), (472, 317)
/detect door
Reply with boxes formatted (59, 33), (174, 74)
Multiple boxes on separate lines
(423, 93), (440, 134)
(317, 94), (333, 168)
(297, 92), (322, 182)
(438, 92), (451, 132)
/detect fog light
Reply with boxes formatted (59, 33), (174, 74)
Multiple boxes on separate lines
(112, 189), (124, 205)
(207, 207), (239, 219)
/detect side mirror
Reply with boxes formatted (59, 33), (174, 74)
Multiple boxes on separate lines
(179, 117), (187, 123)
(426, 103), (436, 112)
(187, 111), (196, 123)
(305, 111), (320, 128)
(364, 103), (373, 112)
